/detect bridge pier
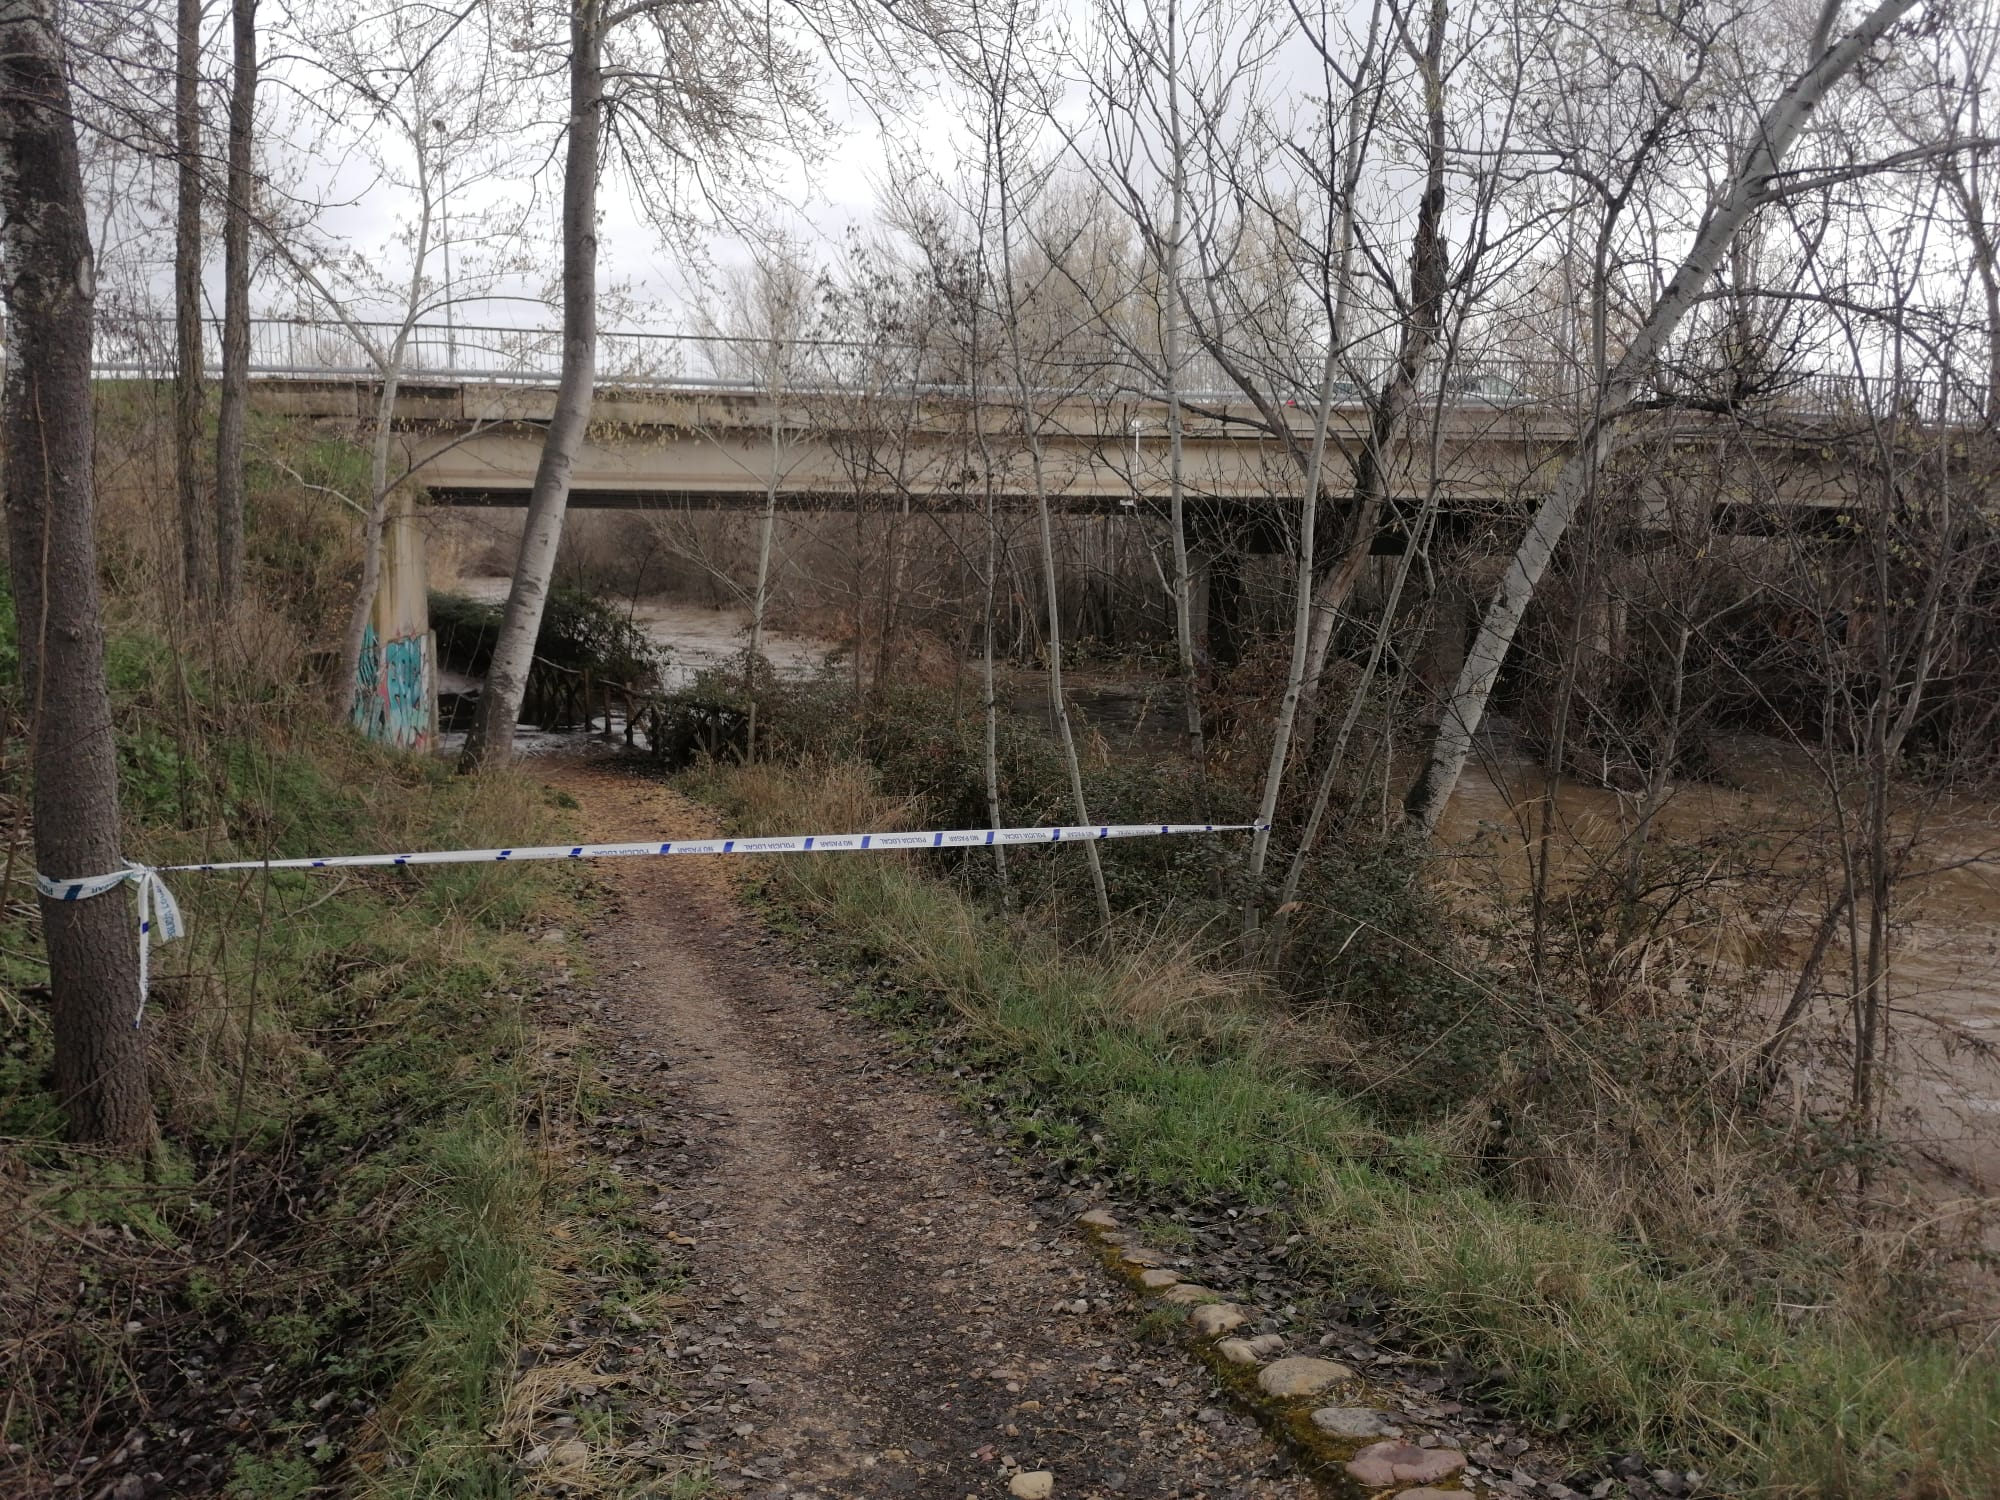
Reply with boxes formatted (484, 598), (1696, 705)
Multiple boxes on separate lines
(1194, 545), (1247, 670)
(350, 489), (435, 750)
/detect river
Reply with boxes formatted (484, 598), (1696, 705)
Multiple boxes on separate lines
(1438, 744), (2000, 1189)
(439, 578), (837, 754)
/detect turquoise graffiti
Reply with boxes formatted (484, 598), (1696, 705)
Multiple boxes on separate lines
(352, 623), (432, 749)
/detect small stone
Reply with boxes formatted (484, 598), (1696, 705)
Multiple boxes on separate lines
(1009, 1471), (1055, 1499)
(1343, 1441), (1466, 1488)
(1310, 1407), (1399, 1440)
(1137, 1268), (1181, 1289)
(1245, 1334), (1286, 1356)
(540, 929), (568, 945)
(549, 1439), (590, 1467)
(1215, 1339), (1261, 1366)
(1160, 1283), (1221, 1305)
(1119, 1245), (1171, 1268)
(1077, 1209), (1120, 1229)
(1256, 1357), (1356, 1399)
(1189, 1303), (1249, 1336)
(111, 1478), (145, 1500)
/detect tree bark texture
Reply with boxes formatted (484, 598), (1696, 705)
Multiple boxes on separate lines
(174, 0), (210, 601)
(215, 0), (256, 606)
(460, 0), (601, 770)
(0, 0), (156, 1148)
(1401, 0), (1921, 840)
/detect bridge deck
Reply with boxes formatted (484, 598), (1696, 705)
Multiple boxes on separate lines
(230, 376), (1875, 515)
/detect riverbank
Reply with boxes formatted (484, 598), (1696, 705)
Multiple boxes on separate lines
(437, 567), (2000, 1216)
(689, 753), (2000, 1498)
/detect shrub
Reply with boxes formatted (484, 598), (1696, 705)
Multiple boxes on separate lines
(431, 588), (669, 729)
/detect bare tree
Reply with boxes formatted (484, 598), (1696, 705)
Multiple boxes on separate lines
(1403, 0), (1929, 839)
(1, 0), (154, 1148)
(213, 0), (255, 607)
(461, 0), (932, 769)
(962, 0), (1112, 926)
(174, 0), (209, 602)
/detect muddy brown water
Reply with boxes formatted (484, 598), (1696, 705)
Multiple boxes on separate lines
(454, 577), (837, 690)
(1438, 746), (2000, 1189)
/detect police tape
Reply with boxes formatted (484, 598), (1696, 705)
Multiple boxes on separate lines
(36, 820), (1262, 1025)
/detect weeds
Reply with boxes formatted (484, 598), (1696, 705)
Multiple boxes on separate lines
(0, 514), (594, 1496)
(701, 758), (2000, 1498)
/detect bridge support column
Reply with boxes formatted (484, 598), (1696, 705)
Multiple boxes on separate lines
(1412, 581), (1474, 720)
(1192, 546), (1245, 671)
(350, 489), (435, 751)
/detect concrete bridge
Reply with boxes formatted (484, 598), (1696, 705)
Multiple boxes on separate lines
(79, 316), (1970, 750)
(104, 317), (1921, 534)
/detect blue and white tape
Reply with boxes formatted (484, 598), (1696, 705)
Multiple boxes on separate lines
(37, 820), (1259, 1024)
(33, 863), (187, 1025)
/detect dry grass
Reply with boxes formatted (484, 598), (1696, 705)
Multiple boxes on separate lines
(701, 758), (2000, 1497)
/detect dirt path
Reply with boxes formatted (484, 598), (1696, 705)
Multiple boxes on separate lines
(539, 763), (1319, 1499)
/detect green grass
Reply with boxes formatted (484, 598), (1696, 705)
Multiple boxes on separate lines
(701, 761), (2000, 1500)
(0, 604), (595, 1498)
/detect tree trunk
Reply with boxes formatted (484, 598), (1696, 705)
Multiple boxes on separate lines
(1298, 0), (1442, 723)
(744, 353), (780, 759)
(979, 413), (1011, 899)
(174, 0), (210, 602)
(966, 313), (1011, 899)
(988, 110), (1109, 927)
(460, 0), (601, 770)
(1160, 0), (1204, 768)
(1401, 0), (1920, 839)
(0, 0), (156, 1149)
(215, 0), (256, 607)
(1027, 436), (1110, 928)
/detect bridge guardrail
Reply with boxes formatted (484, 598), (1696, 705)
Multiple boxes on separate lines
(59, 314), (1980, 424)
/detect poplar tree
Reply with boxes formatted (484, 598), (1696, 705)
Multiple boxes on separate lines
(0, 0), (156, 1148)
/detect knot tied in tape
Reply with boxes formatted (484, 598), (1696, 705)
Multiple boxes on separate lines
(36, 862), (186, 1026)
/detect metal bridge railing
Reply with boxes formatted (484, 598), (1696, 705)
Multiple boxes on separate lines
(76, 315), (1978, 424)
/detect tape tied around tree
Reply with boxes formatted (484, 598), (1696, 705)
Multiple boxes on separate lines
(35, 820), (1262, 1027)
(35, 863), (188, 1026)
